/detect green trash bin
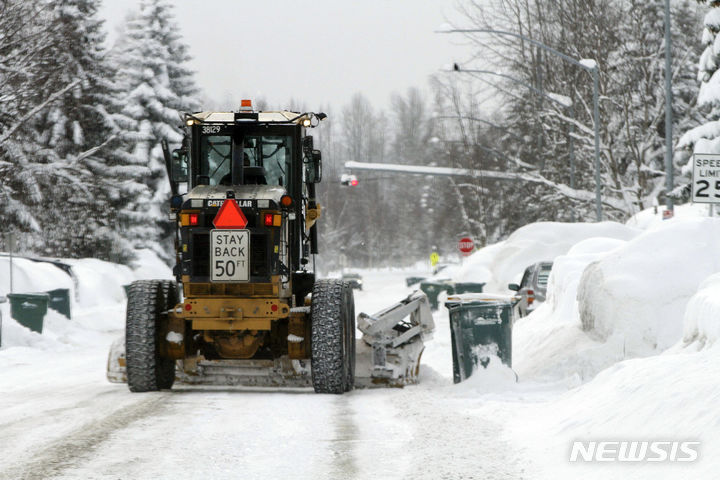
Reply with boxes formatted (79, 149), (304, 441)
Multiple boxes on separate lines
(452, 282), (486, 295)
(445, 297), (514, 384)
(8, 293), (50, 333)
(420, 279), (454, 309)
(47, 288), (71, 319)
(405, 276), (427, 287)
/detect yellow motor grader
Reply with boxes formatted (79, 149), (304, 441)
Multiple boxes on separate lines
(107, 104), (434, 393)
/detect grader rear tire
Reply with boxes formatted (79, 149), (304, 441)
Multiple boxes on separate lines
(311, 279), (355, 394)
(126, 280), (175, 392)
(344, 286), (356, 392)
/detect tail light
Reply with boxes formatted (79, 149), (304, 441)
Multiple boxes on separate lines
(181, 212), (200, 226)
(527, 289), (535, 305)
(263, 213), (282, 227)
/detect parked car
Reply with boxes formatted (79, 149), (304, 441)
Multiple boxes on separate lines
(341, 272), (363, 290)
(508, 261), (553, 317)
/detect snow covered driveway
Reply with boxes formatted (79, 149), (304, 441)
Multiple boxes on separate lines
(0, 270), (535, 480)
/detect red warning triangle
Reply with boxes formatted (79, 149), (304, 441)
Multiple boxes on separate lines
(213, 199), (248, 229)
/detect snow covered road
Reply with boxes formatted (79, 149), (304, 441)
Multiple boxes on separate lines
(0, 270), (536, 480)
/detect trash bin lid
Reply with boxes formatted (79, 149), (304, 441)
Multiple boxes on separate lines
(7, 292), (50, 301)
(445, 293), (519, 304)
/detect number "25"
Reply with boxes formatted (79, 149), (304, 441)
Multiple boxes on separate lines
(696, 180), (720, 198)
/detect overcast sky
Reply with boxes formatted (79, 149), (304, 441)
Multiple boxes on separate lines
(98, 0), (471, 112)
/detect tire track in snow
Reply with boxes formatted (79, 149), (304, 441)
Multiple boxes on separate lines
(328, 396), (361, 479)
(0, 394), (168, 480)
(397, 390), (532, 480)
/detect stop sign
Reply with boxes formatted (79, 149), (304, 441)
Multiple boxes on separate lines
(458, 237), (474, 254)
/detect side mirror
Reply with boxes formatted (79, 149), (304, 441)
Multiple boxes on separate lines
(508, 283), (520, 292)
(171, 149), (188, 182)
(306, 150), (322, 183)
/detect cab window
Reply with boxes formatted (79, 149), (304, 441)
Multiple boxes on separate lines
(198, 134), (292, 186)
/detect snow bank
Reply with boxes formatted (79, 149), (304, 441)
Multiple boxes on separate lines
(66, 258), (134, 308)
(511, 349), (720, 480)
(513, 237), (629, 382)
(0, 308), (116, 355)
(506, 218), (720, 478)
(0, 256), (73, 295)
(680, 272), (720, 351)
(625, 202), (712, 230)
(454, 221), (639, 292)
(130, 248), (173, 281)
(0, 248), (171, 352)
(503, 213), (720, 478)
(577, 218), (720, 358)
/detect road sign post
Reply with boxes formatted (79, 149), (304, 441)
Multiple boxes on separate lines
(458, 237), (474, 257)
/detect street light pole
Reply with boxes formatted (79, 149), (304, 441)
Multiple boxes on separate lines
(438, 26), (603, 221)
(664, 0), (674, 217)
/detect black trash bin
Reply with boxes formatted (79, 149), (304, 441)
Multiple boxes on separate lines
(445, 296), (514, 384)
(47, 288), (71, 319)
(8, 293), (50, 333)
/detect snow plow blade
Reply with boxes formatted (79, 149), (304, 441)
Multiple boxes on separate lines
(354, 290), (435, 388)
(106, 290), (435, 389)
(107, 340), (312, 388)
(174, 357), (313, 388)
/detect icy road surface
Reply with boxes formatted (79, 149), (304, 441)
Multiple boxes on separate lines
(0, 270), (545, 480)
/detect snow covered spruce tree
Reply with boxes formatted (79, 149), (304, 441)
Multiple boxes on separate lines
(111, 0), (199, 259)
(677, 0), (720, 205)
(0, 0), (132, 259)
(0, 1), (50, 239)
(31, 0), (134, 260)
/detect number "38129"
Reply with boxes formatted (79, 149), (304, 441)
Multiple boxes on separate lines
(202, 125), (221, 134)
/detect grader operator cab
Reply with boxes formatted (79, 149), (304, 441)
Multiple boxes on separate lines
(108, 105), (435, 394)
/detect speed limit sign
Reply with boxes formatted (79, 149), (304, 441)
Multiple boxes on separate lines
(692, 153), (720, 204)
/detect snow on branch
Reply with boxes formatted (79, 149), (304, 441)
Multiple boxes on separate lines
(0, 80), (81, 145)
